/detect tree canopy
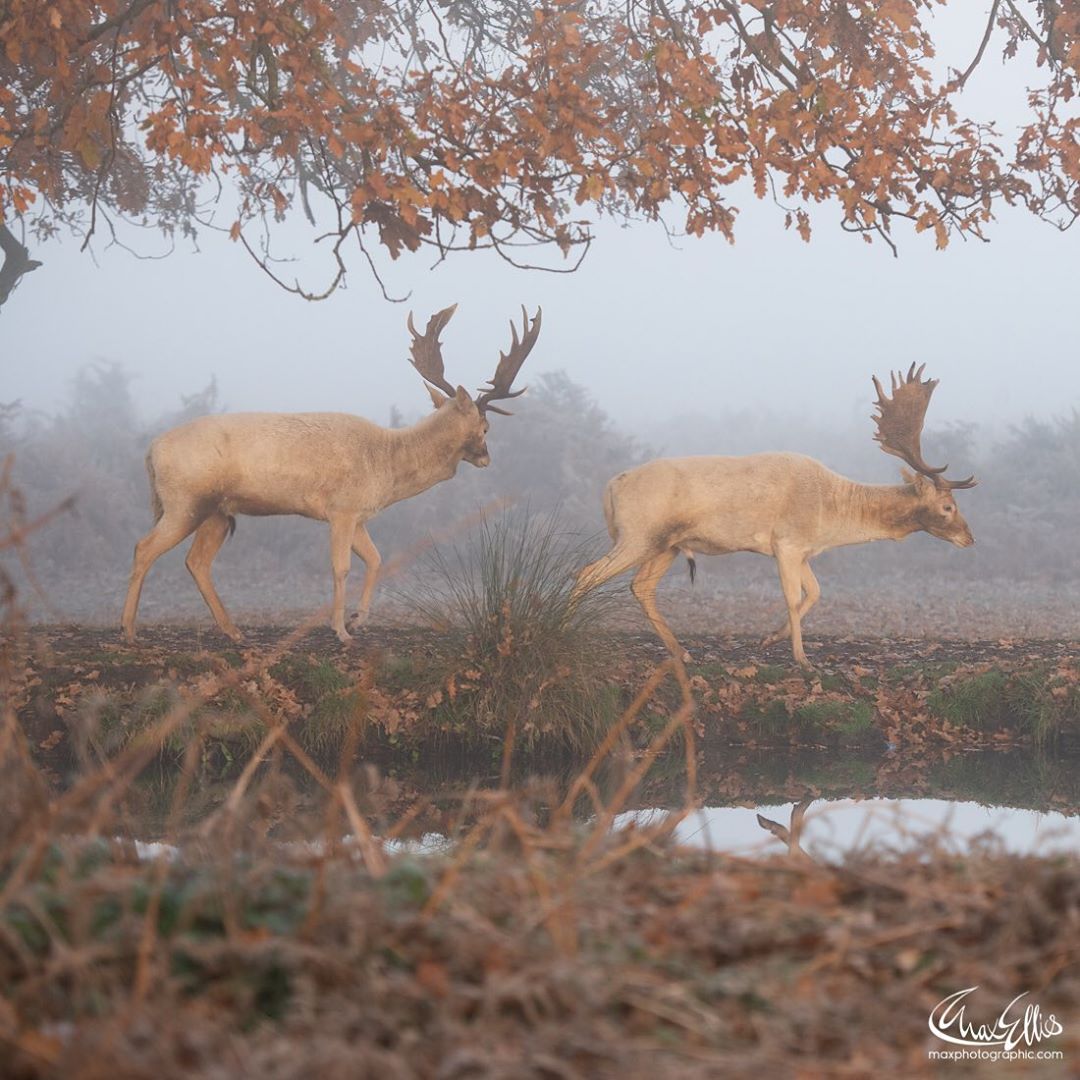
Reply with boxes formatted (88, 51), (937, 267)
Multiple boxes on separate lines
(2, 0), (1078, 307)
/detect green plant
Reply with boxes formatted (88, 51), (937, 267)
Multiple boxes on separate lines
(753, 664), (789, 685)
(928, 670), (1011, 730)
(925, 666), (1076, 749)
(794, 699), (874, 737)
(269, 655), (367, 757)
(270, 655), (351, 698)
(741, 699), (793, 739)
(403, 510), (622, 754)
(1005, 671), (1072, 751)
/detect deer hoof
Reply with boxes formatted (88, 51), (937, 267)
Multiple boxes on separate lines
(223, 628), (244, 644)
(335, 628), (354, 645)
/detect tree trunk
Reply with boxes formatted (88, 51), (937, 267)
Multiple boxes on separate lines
(0, 223), (42, 313)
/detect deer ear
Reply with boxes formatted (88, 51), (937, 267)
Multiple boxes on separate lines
(426, 384), (448, 410)
(453, 385), (473, 411)
(902, 468), (932, 491)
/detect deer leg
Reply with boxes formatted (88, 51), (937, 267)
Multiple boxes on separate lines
(630, 549), (691, 692)
(775, 550), (813, 669)
(121, 510), (202, 642)
(185, 513), (242, 642)
(328, 516), (357, 644)
(571, 543), (654, 603)
(348, 523), (382, 630)
(761, 562), (820, 648)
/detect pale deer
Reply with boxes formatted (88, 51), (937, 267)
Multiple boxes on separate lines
(121, 304), (540, 644)
(572, 365), (976, 671)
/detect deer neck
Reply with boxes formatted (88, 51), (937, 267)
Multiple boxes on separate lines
(836, 480), (924, 546)
(381, 410), (465, 504)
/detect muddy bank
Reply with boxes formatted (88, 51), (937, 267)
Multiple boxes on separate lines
(16, 627), (1080, 777)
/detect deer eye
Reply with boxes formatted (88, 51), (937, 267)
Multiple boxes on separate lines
(943, 504), (954, 512)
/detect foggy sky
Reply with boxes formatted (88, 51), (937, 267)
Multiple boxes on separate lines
(3, 198), (1075, 438)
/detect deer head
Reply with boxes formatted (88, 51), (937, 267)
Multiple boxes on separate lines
(872, 363), (977, 548)
(408, 303), (541, 468)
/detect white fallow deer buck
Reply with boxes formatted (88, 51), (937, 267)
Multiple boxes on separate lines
(572, 364), (976, 672)
(121, 304), (540, 644)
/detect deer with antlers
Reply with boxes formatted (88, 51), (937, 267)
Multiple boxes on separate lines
(121, 304), (540, 644)
(572, 365), (976, 672)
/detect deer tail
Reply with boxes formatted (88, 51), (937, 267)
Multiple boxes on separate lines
(682, 547), (696, 585)
(145, 449), (163, 524)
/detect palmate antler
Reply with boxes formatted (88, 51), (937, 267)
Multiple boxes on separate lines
(871, 363), (976, 490)
(476, 306), (542, 416)
(408, 304), (541, 415)
(408, 304), (459, 397)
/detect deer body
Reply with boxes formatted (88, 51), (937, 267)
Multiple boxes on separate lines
(122, 305), (539, 644)
(573, 366), (976, 672)
(149, 410), (471, 522)
(601, 453), (952, 560)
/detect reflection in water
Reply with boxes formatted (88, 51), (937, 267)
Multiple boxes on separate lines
(754, 795), (813, 859)
(117, 746), (1080, 858)
(125, 799), (1080, 863)
(123, 798), (1080, 864)
(623, 798), (1080, 857)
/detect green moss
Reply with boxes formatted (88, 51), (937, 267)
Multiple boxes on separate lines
(690, 661), (730, 681)
(837, 701), (875, 736)
(754, 664), (789, 685)
(167, 653), (218, 678)
(793, 699), (874, 736)
(297, 689), (367, 757)
(928, 670), (1013, 730)
(885, 660), (959, 686)
(137, 686), (175, 724)
(379, 652), (420, 689)
(741, 699), (793, 737)
(793, 701), (841, 727)
(428, 678), (626, 757)
(1007, 672), (1075, 750)
(270, 655), (351, 697)
(925, 667), (1075, 748)
(380, 858), (431, 909)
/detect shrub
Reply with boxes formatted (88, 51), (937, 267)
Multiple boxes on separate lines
(403, 509), (622, 755)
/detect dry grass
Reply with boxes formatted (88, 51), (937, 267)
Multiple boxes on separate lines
(400, 510), (625, 757)
(2, 471), (1079, 1078)
(2, 721), (1079, 1078)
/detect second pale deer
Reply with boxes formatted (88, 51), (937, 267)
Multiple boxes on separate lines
(122, 304), (540, 643)
(572, 365), (976, 671)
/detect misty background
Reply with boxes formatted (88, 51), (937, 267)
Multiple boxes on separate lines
(3, 7), (1079, 639)
(2, 216), (1080, 639)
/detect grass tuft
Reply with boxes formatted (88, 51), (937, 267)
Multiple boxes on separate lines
(403, 510), (623, 754)
(794, 699), (874, 737)
(925, 667), (1075, 748)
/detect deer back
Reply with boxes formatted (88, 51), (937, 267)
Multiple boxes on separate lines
(606, 453), (861, 555)
(149, 412), (423, 520)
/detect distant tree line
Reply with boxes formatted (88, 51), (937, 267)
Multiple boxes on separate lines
(1, 365), (1078, 620)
